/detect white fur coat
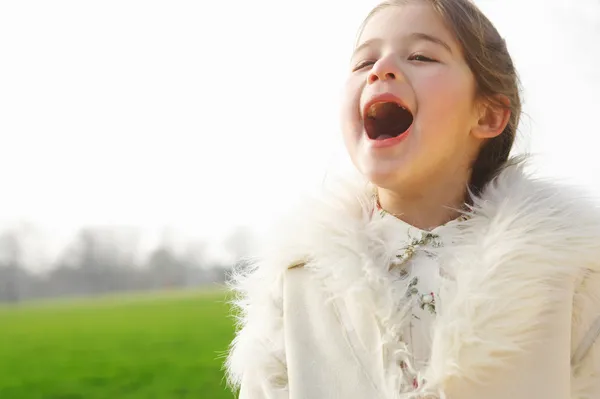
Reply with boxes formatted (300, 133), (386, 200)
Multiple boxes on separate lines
(225, 161), (600, 399)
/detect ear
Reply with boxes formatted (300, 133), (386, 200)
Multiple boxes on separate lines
(472, 95), (511, 139)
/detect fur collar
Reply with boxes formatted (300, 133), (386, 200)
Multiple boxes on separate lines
(226, 159), (600, 398)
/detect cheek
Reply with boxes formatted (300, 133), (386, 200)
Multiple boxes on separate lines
(340, 75), (366, 167)
(417, 70), (475, 132)
(341, 76), (365, 135)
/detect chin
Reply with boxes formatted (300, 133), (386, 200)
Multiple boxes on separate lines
(356, 160), (403, 190)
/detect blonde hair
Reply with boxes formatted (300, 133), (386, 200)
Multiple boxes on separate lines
(359, 0), (522, 195)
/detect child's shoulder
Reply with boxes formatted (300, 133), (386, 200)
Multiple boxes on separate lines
(227, 171), (374, 310)
(480, 159), (600, 252)
(259, 172), (375, 264)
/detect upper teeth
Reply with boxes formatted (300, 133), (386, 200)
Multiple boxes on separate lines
(367, 102), (407, 118)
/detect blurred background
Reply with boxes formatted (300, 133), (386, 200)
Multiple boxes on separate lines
(0, 0), (598, 398)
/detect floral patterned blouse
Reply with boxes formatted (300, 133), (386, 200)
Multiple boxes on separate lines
(377, 206), (466, 375)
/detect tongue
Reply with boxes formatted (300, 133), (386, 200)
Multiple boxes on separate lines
(376, 134), (395, 140)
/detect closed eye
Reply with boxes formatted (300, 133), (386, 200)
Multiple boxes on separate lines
(352, 60), (375, 72)
(408, 54), (437, 63)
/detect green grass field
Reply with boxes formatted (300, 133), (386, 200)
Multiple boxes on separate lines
(0, 288), (237, 399)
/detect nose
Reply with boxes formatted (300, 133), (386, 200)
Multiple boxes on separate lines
(368, 55), (403, 84)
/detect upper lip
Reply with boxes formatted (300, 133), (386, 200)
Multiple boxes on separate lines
(362, 93), (412, 120)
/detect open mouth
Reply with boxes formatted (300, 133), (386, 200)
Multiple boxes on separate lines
(364, 102), (414, 141)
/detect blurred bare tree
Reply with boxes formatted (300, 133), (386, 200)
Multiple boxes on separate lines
(224, 226), (254, 267)
(0, 224), (247, 303)
(0, 230), (25, 302)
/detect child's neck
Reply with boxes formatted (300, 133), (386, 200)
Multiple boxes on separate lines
(377, 172), (470, 231)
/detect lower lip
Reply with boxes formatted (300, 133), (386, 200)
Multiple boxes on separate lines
(366, 125), (412, 148)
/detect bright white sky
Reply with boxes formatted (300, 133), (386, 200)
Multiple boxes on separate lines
(0, 0), (599, 269)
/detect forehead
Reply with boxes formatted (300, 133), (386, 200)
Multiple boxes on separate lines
(358, 3), (458, 51)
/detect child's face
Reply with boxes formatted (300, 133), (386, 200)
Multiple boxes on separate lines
(342, 3), (482, 190)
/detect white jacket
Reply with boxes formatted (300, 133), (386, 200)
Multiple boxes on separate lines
(225, 161), (600, 399)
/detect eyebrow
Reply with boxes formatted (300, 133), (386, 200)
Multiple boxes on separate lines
(352, 32), (453, 59)
(352, 38), (382, 60)
(408, 32), (453, 54)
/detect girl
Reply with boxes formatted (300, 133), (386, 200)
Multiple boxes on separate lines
(225, 0), (600, 398)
